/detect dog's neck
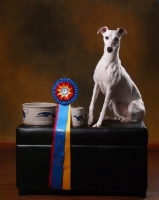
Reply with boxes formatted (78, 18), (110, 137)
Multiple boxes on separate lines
(103, 45), (120, 65)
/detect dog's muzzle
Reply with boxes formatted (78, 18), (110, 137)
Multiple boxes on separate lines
(107, 47), (113, 53)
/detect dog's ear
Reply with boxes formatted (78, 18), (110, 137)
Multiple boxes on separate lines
(97, 26), (108, 34)
(117, 27), (127, 35)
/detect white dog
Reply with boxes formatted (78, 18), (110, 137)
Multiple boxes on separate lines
(88, 26), (146, 127)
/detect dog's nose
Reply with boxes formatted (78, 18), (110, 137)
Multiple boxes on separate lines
(107, 47), (113, 53)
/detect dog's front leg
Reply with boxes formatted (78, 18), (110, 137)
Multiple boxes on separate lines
(93, 88), (112, 127)
(88, 83), (100, 126)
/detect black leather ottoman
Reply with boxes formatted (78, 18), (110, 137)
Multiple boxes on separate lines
(16, 120), (148, 198)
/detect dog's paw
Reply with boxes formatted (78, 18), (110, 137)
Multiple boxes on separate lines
(88, 122), (92, 126)
(120, 117), (128, 122)
(87, 115), (93, 126)
(87, 119), (93, 126)
(92, 123), (101, 128)
(92, 123), (98, 127)
(104, 116), (116, 120)
(104, 116), (110, 120)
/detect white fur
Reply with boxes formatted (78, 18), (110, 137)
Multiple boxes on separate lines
(88, 26), (146, 127)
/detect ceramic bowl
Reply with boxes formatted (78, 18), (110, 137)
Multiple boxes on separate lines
(22, 102), (57, 125)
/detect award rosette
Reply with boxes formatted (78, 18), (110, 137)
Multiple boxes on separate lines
(49, 78), (78, 190)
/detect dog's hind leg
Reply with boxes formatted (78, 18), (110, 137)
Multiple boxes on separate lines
(127, 100), (146, 122)
(112, 101), (144, 122)
(112, 101), (131, 122)
(88, 83), (100, 126)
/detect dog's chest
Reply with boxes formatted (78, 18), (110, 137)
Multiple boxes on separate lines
(94, 66), (110, 83)
(94, 71), (108, 95)
(93, 58), (121, 95)
(93, 61), (119, 94)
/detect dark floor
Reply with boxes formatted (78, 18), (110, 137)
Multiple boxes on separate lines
(0, 149), (159, 200)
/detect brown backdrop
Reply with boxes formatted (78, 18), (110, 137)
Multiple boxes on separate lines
(0, 0), (159, 141)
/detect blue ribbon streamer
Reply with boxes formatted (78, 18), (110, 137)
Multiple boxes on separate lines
(51, 104), (69, 189)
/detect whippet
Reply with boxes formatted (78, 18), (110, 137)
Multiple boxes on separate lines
(88, 26), (146, 127)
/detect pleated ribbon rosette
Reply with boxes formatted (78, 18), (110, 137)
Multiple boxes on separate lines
(49, 78), (78, 190)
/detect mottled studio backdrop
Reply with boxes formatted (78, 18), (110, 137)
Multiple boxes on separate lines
(0, 0), (159, 141)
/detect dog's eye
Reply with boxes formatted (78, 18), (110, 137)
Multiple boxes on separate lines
(114, 37), (119, 42)
(105, 36), (109, 40)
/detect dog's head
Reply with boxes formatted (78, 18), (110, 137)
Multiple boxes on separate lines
(97, 27), (127, 53)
